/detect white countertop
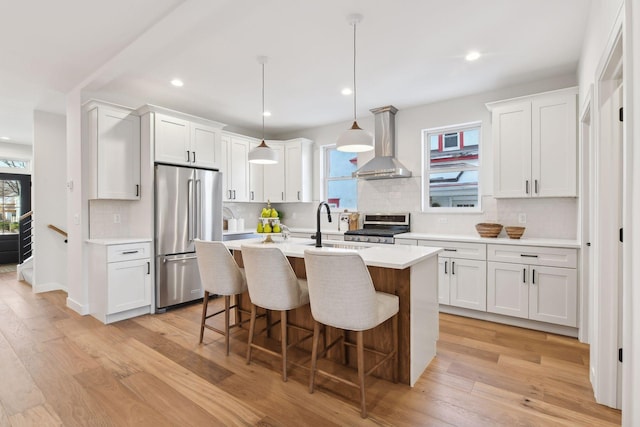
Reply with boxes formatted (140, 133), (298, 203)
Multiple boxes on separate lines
(223, 229), (259, 236)
(289, 228), (347, 236)
(86, 237), (152, 245)
(224, 237), (442, 269)
(395, 233), (580, 249)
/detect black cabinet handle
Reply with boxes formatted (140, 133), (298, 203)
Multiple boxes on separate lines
(192, 151), (196, 163)
(526, 180), (529, 194)
(135, 184), (139, 197)
(534, 179), (538, 194)
(523, 268), (527, 283)
(452, 261), (455, 275)
(186, 150), (191, 162)
(147, 261), (150, 274)
(122, 250), (139, 255)
(532, 269), (536, 284)
(444, 248), (457, 252)
(250, 191), (254, 200)
(444, 261), (447, 275)
(520, 254), (538, 258)
(297, 190), (301, 201)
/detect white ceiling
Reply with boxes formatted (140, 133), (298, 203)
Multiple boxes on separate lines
(0, 0), (591, 145)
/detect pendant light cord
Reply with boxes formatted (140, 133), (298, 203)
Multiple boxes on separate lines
(262, 62), (265, 141)
(352, 20), (357, 122)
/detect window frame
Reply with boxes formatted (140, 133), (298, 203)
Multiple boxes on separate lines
(421, 121), (482, 213)
(322, 144), (358, 210)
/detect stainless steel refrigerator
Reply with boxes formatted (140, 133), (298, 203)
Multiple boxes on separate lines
(155, 164), (222, 310)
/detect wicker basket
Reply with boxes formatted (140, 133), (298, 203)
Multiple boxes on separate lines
(475, 223), (503, 238)
(505, 226), (526, 239)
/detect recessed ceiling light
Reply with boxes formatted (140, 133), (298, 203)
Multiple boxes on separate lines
(0, 136), (10, 141)
(262, 111), (271, 117)
(170, 79), (184, 87)
(465, 51), (481, 61)
(341, 88), (353, 96)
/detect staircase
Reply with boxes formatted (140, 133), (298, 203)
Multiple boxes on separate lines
(17, 256), (33, 284)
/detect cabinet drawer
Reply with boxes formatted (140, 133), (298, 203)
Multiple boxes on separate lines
(107, 242), (151, 263)
(418, 240), (486, 261)
(487, 244), (576, 268)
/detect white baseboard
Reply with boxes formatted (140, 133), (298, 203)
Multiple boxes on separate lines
(66, 297), (89, 315)
(33, 282), (67, 294)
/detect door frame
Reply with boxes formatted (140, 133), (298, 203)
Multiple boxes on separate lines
(0, 172), (32, 264)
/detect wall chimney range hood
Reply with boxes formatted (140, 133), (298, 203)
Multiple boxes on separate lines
(353, 105), (412, 179)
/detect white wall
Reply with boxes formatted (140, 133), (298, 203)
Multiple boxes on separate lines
(276, 74), (579, 239)
(33, 111), (67, 292)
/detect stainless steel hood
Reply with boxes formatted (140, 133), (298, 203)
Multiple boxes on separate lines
(353, 105), (412, 179)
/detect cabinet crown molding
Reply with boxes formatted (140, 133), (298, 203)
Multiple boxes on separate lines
(485, 86), (578, 111)
(137, 104), (226, 129)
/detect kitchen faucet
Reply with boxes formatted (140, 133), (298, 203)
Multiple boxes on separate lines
(316, 201), (332, 247)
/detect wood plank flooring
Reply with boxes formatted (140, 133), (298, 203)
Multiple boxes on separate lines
(0, 272), (621, 426)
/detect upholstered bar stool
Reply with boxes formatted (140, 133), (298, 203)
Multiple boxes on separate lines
(303, 248), (399, 418)
(195, 240), (249, 355)
(241, 244), (313, 382)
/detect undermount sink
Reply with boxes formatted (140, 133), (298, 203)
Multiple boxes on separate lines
(301, 241), (371, 251)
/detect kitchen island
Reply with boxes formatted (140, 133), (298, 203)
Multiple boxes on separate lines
(224, 237), (442, 386)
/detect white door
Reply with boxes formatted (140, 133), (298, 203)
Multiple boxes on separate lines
(97, 108), (140, 200)
(532, 94), (577, 197)
(438, 256), (450, 305)
(108, 259), (151, 314)
(487, 261), (528, 319)
(492, 102), (532, 198)
(263, 143), (285, 202)
(191, 124), (219, 169)
(450, 258), (486, 310)
(155, 114), (190, 165)
(285, 142), (302, 201)
(528, 266), (577, 327)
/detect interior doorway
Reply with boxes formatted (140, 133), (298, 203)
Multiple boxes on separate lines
(0, 173), (31, 266)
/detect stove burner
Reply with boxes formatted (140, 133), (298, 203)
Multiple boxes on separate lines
(344, 213), (410, 244)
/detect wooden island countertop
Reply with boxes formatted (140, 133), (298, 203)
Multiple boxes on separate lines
(224, 237), (442, 386)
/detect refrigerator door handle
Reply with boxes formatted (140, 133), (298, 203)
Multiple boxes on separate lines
(187, 178), (194, 241)
(163, 255), (198, 263)
(195, 179), (202, 239)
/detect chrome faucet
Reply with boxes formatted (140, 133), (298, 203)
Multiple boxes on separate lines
(316, 201), (332, 247)
(280, 224), (291, 240)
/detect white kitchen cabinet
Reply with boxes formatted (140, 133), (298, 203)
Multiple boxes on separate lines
(249, 141), (264, 202)
(487, 244), (577, 327)
(488, 87), (577, 198)
(284, 138), (313, 202)
(148, 108), (224, 169)
(86, 102), (141, 200)
(220, 132), (254, 201)
(263, 142), (286, 202)
(88, 240), (152, 324)
(420, 240), (486, 310)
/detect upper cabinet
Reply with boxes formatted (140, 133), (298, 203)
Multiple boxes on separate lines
(488, 87), (577, 198)
(220, 132), (254, 202)
(263, 142), (286, 202)
(140, 106), (225, 169)
(284, 138), (313, 202)
(85, 101), (141, 200)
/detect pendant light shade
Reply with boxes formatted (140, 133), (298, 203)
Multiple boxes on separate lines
(249, 56), (278, 164)
(336, 14), (373, 153)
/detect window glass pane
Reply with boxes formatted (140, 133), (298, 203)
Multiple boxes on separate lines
(429, 128), (479, 168)
(0, 160), (27, 169)
(327, 179), (357, 209)
(428, 170), (478, 208)
(0, 180), (20, 234)
(328, 149), (358, 178)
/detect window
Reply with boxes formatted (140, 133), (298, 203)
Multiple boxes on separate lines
(0, 179), (21, 234)
(422, 122), (481, 212)
(324, 146), (358, 210)
(0, 159), (30, 174)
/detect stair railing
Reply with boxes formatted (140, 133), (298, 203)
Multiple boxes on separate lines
(47, 224), (68, 243)
(18, 210), (33, 263)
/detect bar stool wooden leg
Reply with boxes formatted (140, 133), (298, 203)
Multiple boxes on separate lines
(309, 321), (321, 393)
(246, 304), (257, 364)
(199, 291), (209, 344)
(342, 330), (348, 366)
(392, 314), (399, 383)
(281, 310), (288, 382)
(224, 295), (231, 355)
(357, 331), (366, 418)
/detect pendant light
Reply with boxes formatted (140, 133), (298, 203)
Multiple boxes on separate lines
(336, 14), (373, 153)
(248, 56), (278, 164)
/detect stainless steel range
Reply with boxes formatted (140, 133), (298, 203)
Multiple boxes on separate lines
(344, 213), (410, 244)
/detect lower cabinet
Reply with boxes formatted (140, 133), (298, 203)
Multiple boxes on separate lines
(439, 257), (486, 310)
(486, 244), (578, 327)
(487, 262), (577, 327)
(89, 240), (152, 324)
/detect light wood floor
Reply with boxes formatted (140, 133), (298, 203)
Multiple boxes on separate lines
(0, 272), (621, 426)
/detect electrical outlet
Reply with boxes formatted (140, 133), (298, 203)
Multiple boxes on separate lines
(438, 217), (448, 224)
(113, 214), (121, 224)
(518, 213), (527, 224)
